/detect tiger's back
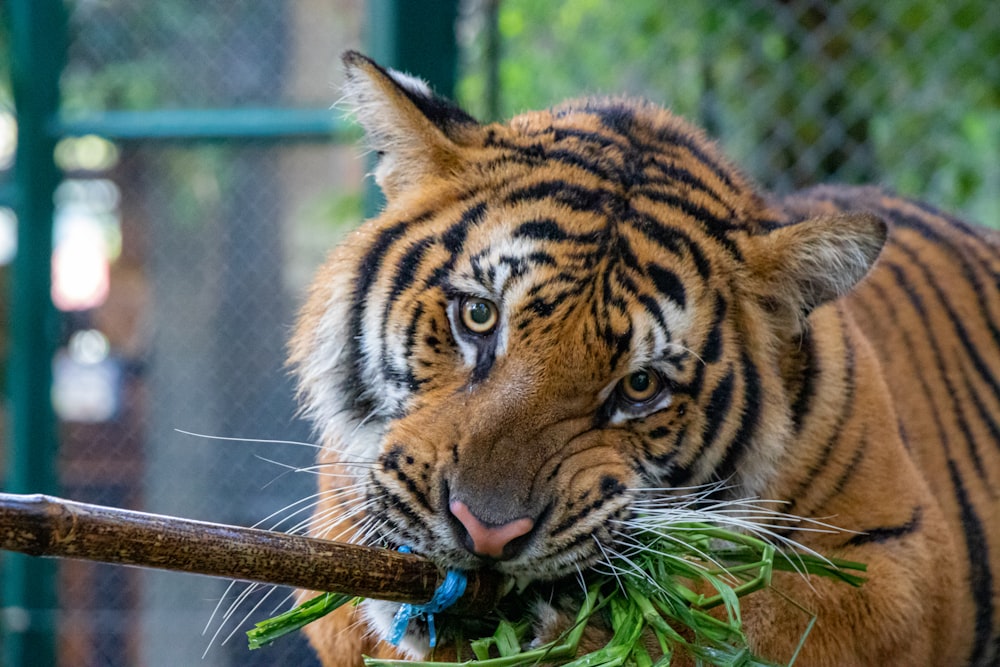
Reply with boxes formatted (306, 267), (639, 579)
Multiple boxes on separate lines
(789, 185), (1000, 665)
(291, 52), (1000, 666)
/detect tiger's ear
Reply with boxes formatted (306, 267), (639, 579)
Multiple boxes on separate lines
(341, 51), (479, 198)
(744, 213), (887, 327)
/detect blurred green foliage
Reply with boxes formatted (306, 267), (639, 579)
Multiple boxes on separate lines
(459, 0), (999, 226)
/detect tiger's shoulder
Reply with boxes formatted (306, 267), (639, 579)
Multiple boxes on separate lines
(775, 182), (1000, 667)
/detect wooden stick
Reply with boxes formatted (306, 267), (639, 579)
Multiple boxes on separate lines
(0, 493), (502, 613)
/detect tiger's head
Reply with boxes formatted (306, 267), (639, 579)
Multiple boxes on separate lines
(291, 52), (885, 606)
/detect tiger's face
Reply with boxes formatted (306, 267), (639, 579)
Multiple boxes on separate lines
(356, 179), (729, 581)
(291, 51), (884, 619)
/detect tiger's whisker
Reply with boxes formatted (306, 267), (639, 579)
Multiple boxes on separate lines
(174, 429), (324, 450)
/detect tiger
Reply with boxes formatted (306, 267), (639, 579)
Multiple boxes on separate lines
(289, 50), (1000, 667)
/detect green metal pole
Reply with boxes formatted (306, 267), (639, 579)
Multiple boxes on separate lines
(363, 0), (461, 217)
(482, 0), (501, 122)
(366, 0), (461, 97)
(3, 1), (65, 665)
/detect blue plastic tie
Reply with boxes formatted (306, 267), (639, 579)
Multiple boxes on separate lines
(388, 546), (468, 648)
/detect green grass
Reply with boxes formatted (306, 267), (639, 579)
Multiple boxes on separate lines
(247, 591), (356, 649)
(248, 519), (866, 666)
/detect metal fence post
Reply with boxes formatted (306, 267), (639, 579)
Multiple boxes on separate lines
(363, 0), (461, 217)
(366, 0), (461, 97)
(2, 1), (65, 665)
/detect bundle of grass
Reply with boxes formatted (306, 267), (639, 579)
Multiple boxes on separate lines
(249, 487), (866, 666)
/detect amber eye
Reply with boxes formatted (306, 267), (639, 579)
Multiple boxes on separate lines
(460, 297), (499, 335)
(619, 370), (660, 403)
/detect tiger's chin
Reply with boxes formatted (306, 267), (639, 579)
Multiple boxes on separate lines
(361, 519), (608, 658)
(360, 599), (430, 660)
(359, 565), (595, 660)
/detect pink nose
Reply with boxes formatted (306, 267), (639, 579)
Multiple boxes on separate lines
(449, 499), (535, 559)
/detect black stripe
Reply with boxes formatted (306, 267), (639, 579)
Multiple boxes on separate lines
(822, 435), (867, 505)
(699, 296), (727, 366)
(441, 203), (482, 254)
(504, 180), (611, 213)
(906, 197), (995, 248)
(524, 295), (558, 318)
(646, 157), (736, 213)
(546, 148), (621, 182)
(428, 201), (488, 287)
(400, 301), (426, 392)
(646, 263), (687, 308)
(611, 232), (640, 269)
(637, 294), (668, 332)
(592, 100), (742, 208)
(441, 201), (486, 270)
(639, 189), (742, 260)
(375, 486), (429, 545)
(550, 493), (615, 537)
(845, 506), (922, 547)
(381, 237), (436, 395)
(959, 353), (1000, 456)
(884, 260), (990, 482)
(892, 237), (1000, 407)
(612, 262), (639, 299)
(349, 219), (420, 414)
(489, 132), (623, 182)
(784, 319), (857, 515)
(626, 209), (713, 280)
(469, 343), (497, 385)
(388, 237), (434, 301)
(713, 352), (763, 485)
(514, 218), (569, 242)
(788, 328), (817, 433)
(589, 101), (637, 135)
(699, 368), (736, 463)
(600, 268), (633, 369)
(863, 278), (995, 664)
(652, 124), (740, 191)
(652, 423), (688, 482)
(947, 459), (995, 667)
(545, 120), (737, 211)
(552, 126), (627, 150)
(378, 448), (434, 514)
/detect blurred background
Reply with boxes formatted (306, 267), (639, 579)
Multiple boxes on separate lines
(0, 0), (997, 665)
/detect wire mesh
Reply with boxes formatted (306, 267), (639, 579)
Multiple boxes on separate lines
(459, 0), (1000, 226)
(47, 2), (365, 666)
(2, 1), (998, 666)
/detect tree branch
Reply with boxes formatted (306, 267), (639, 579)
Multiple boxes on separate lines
(0, 492), (501, 613)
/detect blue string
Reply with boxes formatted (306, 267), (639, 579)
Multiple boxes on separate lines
(388, 546), (468, 648)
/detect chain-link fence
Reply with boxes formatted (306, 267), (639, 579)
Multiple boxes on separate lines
(12, 2), (365, 666)
(2, 1), (998, 666)
(460, 0), (1000, 226)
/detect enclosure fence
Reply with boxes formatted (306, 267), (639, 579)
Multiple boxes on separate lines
(1, 1), (997, 666)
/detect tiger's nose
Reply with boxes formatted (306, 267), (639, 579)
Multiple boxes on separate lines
(449, 499), (535, 559)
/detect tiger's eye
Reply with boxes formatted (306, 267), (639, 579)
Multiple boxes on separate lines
(620, 370), (660, 403)
(460, 297), (499, 334)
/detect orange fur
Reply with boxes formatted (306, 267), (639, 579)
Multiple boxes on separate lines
(291, 53), (999, 666)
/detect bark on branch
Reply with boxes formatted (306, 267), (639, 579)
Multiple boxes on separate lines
(0, 493), (502, 613)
